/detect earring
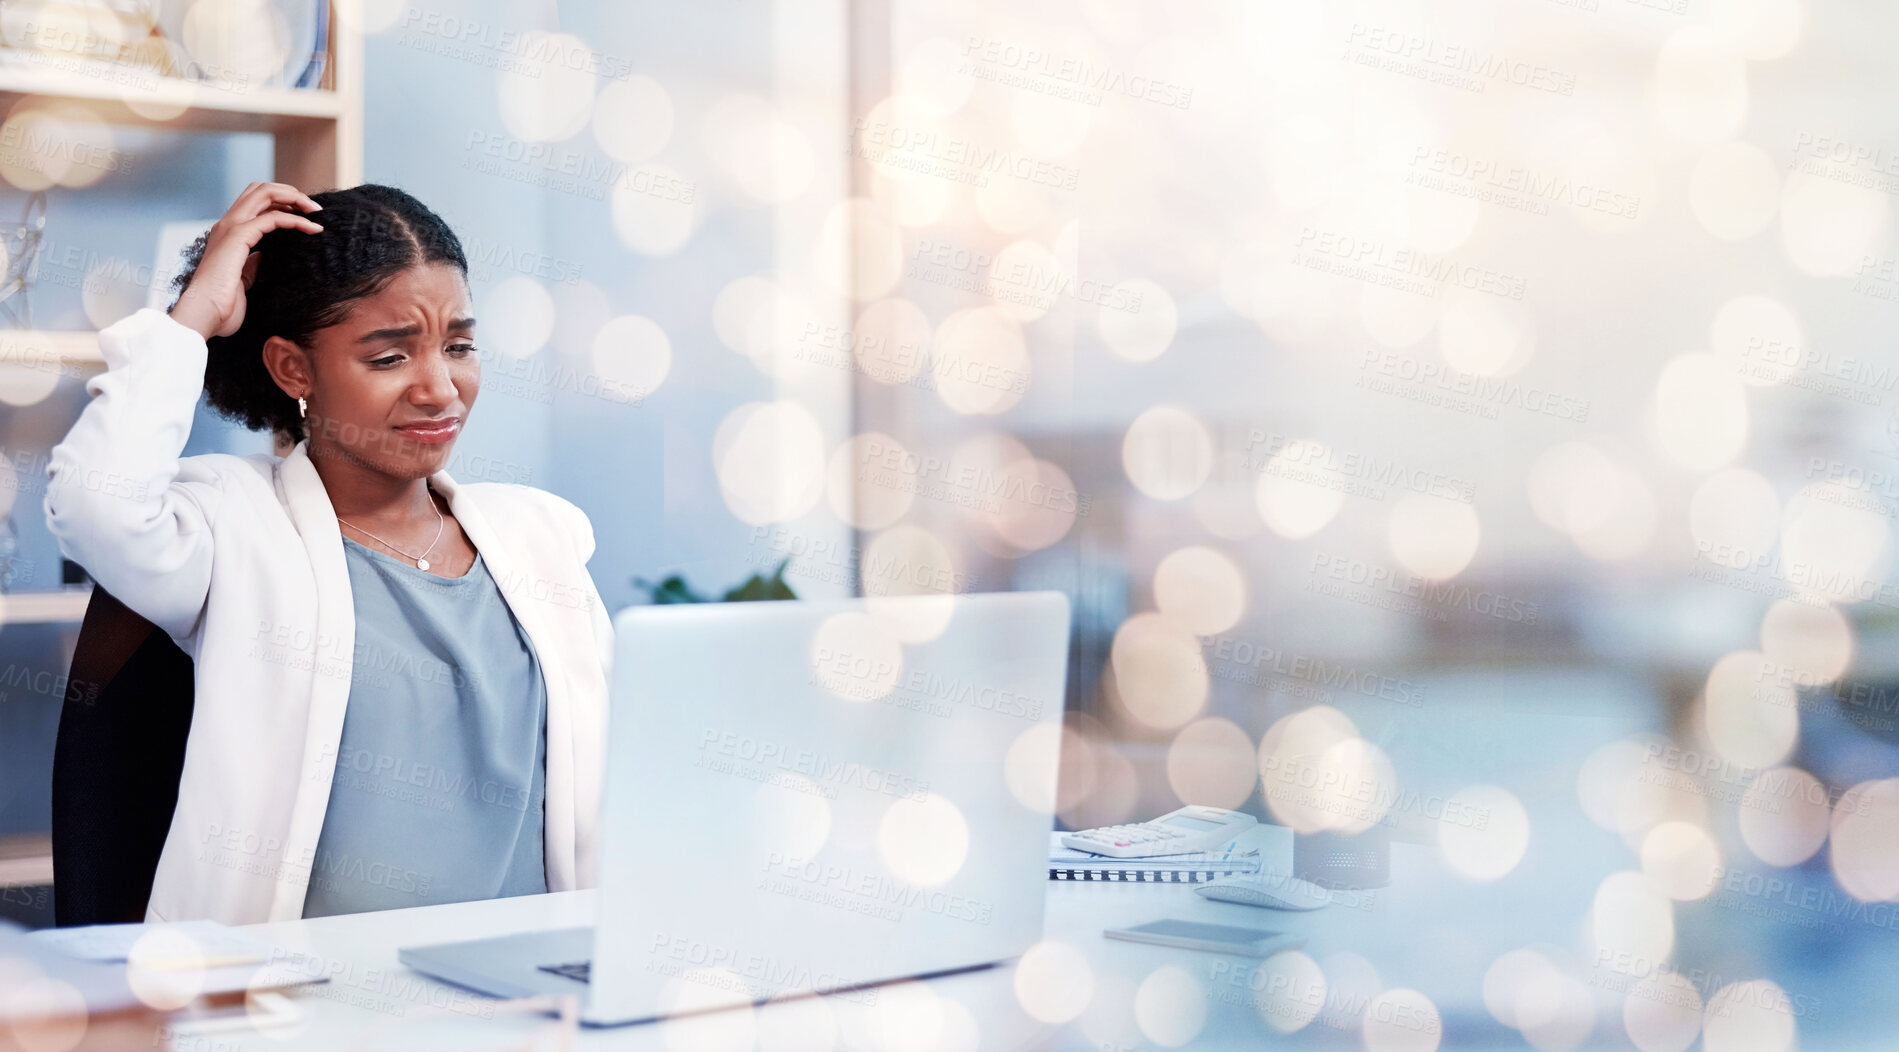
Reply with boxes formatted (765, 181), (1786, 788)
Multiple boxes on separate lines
(298, 397), (308, 419)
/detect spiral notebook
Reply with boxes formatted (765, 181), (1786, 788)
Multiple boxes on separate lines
(1048, 832), (1261, 882)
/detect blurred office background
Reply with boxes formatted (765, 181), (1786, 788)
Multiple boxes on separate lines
(2, 0), (1897, 1047)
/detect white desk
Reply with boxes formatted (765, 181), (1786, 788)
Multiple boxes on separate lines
(170, 860), (1899, 1051)
(183, 831), (1428, 1051)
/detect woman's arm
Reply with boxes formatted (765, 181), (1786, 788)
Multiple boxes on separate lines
(545, 491), (614, 681)
(43, 183), (324, 642)
(43, 310), (226, 641)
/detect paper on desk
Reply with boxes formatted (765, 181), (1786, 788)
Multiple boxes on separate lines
(0, 920), (146, 1019)
(34, 919), (268, 966)
(29, 920), (328, 995)
(1049, 832), (1260, 871)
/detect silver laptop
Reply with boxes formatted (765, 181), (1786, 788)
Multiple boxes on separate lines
(399, 591), (1071, 1025)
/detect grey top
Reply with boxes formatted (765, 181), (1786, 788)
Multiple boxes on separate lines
(301, 532), (549, 919)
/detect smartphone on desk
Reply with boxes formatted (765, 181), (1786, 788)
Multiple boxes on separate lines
(1103, 919), (1305, 957)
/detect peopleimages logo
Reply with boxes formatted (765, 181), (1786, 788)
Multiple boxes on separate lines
(1357, 349), (1590, 423)
(761, 853), (995, 924)
(848, 118), (1080, 190)
(1200, 635), (1427, 707)
(958, 36), (1196, 110)
(1406, 146), (1640, 220)
(1294, 227), (1529, 300)
(1242, 429), (1476, 504)
(695, 728), (928, 800)
(1308, 553), (1541, 625)
(1342, 23), (1577, 96)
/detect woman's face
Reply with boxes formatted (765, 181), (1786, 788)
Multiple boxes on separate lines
(296, 262), (480, 480)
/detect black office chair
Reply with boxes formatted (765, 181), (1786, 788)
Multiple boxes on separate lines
(51, 585), (195, 927)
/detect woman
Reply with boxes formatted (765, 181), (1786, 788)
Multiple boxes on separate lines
(44, 182), (612, 925)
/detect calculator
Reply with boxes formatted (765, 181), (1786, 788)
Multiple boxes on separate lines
(1060, 805), (1258, 858)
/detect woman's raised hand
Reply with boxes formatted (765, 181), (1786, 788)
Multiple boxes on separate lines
(168, 181), (324, 341)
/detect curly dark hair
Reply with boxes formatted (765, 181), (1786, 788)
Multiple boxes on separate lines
(169, 183), (468, 444)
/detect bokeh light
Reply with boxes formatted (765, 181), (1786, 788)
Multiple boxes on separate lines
(1689, 468), (1781, 567)
(126, 925), (207, 1010)
(810, 611), (903, 704)
(1437, 292), (1531, 377)
(988, 458), (1082, 554)
(1702, 650), (1799, 769)
(852, 298), (931, 385)
(1110, 613), (1210, 730)
(1004, 723), (1063, 815)
(712, 275), (796, 367)
(1122, 406), (1214, 501)
(1099, 280), (1179, 362)
(0, 973), (88, 1052)
(1578, 739), (1650, 833)
(1133, 965), (1207, 1048)
(1592, 871), (1675, 964)
(1361, 988), (1441, 1052)
(1829, 778), (1899, 902)
(1652, 353), (1749, 470)
(714, 401), (828, 525)
(1256, 439), (1346, 540)
(1738, 766), (1831, 866)
(862, 526), (961, 643)
(703, 94), (813, 204)
(1013, 940), (1093, 1023)
(658, 968), (756, 1051)
(1258, 706), (1394, 834)
(1779, 169), (1890, 277)
(480, 275), (555, 360)
(751, 775), (831, 861)
(590, 314), (672, 400)
(1709, 295), (1802, 387)
(1515, 967), (1595, 1052)
(1639, 821), (1721, 900)
(611, 162), (697, 255)
(1652, 28), (1748, 145)
(592, 75), (675, 163)
(1779, 481), (1891, 603)
(1386, 494), (1481, 580)
(1690, 142), (1781, 241)
(1164, 717), (1256, 810)
(896, 37), (974, 115)
(1483, 948), (1560, 1030)
(932, 307), (1030, 415)
(878, 793), (970, 886)
(1708, 0), (1804, 59)
(1152, 546), (1247, 636)
(181, 0), (293, 88)
(0, 102), (118, 191)
(1702, 980), (1797, 1052)
(827, 432), (915, 531)
(1758, 598), (1852, 684)
(1437, 785), (1529, 881)
(1623, 970), (1703, 1052)
(865, 981), (952, 1052)
(496, 31), (596, 142)
(814, 197), (905, 300)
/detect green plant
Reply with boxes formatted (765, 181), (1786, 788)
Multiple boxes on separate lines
(631, 557), (797, 604)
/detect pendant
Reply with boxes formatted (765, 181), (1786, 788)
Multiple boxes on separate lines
(416, 558), (431, 571)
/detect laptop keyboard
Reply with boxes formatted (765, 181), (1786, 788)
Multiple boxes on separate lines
(538, 960), (592, 983)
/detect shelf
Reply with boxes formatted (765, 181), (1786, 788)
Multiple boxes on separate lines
(0, 833), (51, 888)
(0, 56), (343, 134)
(0, 330), (102, 370)
(1, 588), (93, 625)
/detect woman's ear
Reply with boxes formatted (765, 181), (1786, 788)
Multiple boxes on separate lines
(260, 336), (312, 401)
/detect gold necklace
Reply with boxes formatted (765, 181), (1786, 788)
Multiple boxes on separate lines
(336, 491), (447, 571)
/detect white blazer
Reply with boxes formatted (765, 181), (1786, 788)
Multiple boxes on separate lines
(42, 307), (613, 925)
